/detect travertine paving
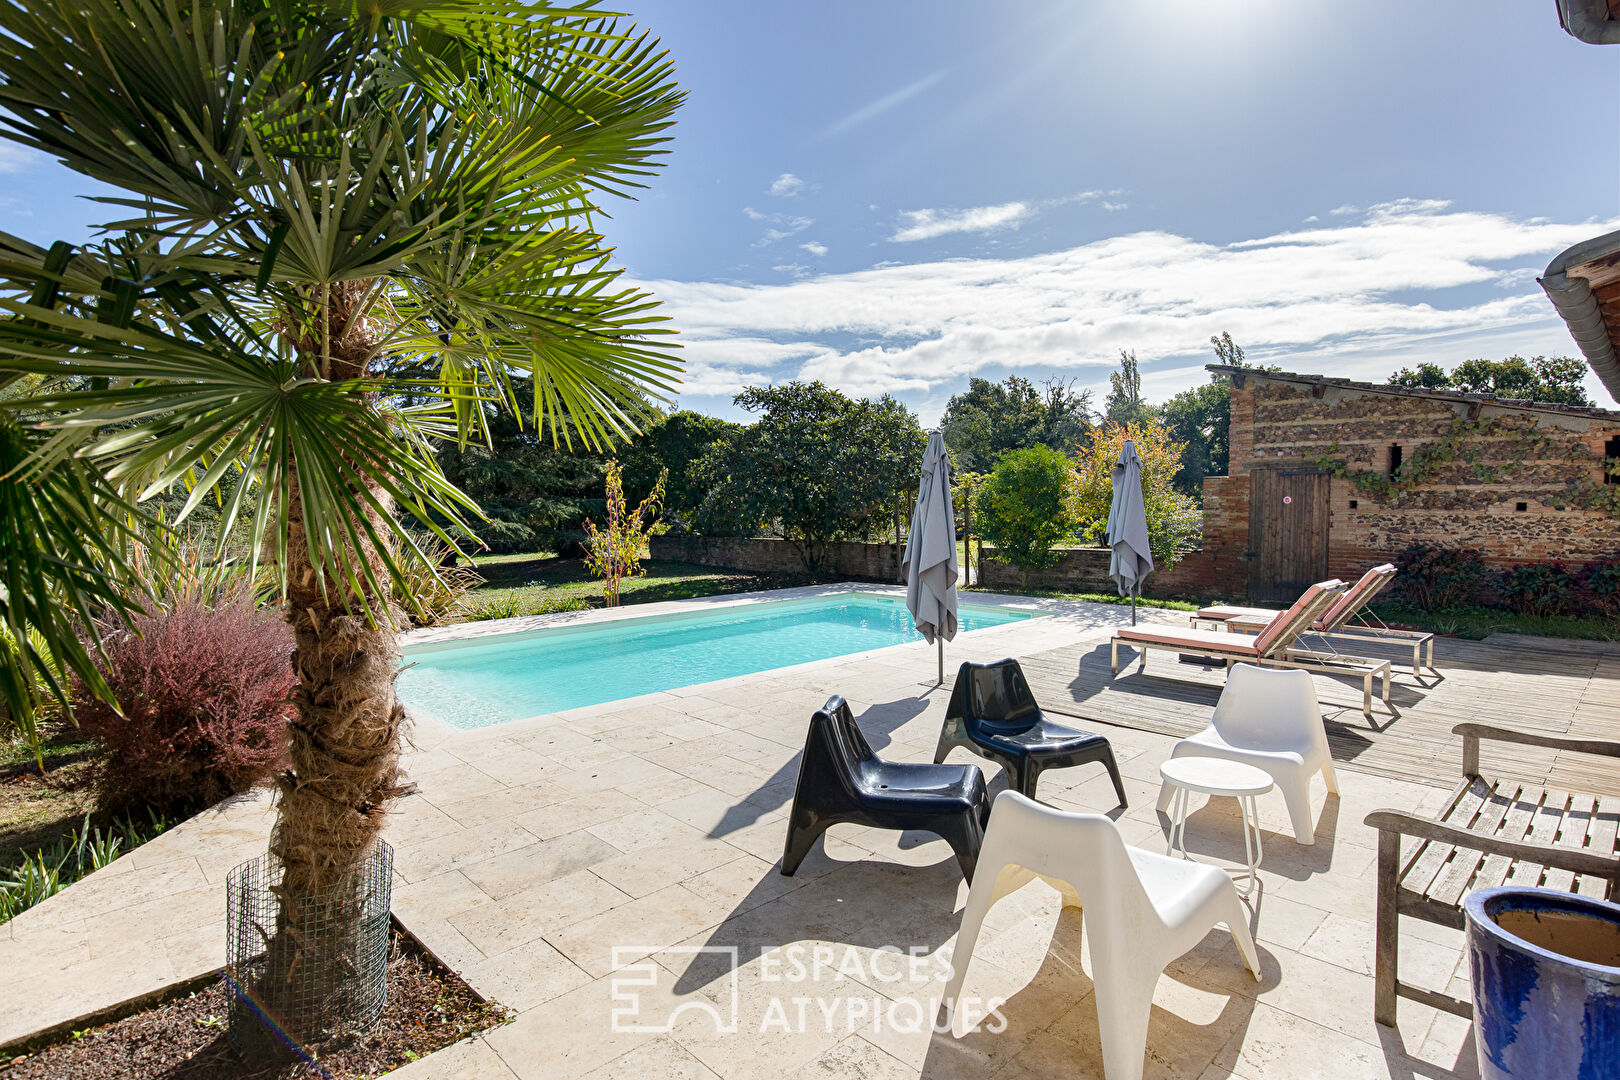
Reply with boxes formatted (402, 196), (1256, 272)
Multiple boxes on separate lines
(1, 585), (1538, 1078)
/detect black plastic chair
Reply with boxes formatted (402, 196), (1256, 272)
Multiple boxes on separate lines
(781, 695), (989, 883)
(936, 658), (1128, 807)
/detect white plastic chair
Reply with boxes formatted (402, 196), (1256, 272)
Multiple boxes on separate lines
(1154, 663), (1338, 845)
(944, 791), (1260, 1080)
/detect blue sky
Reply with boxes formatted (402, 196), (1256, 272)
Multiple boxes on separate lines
(3, 1), (1617, 420)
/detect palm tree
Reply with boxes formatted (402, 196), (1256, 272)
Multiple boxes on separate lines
(0, 0), (682, 1030)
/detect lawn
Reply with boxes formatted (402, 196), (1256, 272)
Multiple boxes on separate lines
(0, 724), (98, 870)
(460, 553), (818, 618)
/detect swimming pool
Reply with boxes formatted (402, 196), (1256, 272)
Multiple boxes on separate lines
(397, 593), (1041, 730)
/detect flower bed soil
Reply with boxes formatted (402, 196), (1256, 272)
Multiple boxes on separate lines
(1, 929), (509, 1079)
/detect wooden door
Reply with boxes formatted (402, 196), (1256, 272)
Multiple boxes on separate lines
(1248, 468), (1330, 603)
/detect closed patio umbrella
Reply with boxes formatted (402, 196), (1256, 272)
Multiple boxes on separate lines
(1105, 438), (1154, 625)
(903, 431), (959, 683)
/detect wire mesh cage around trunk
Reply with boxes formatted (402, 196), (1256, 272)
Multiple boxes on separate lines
(225, 840), (394, 1058)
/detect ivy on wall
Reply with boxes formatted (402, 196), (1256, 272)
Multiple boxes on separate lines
(1311, 416), (1618, 517)
(1569, 461), (1620, 518)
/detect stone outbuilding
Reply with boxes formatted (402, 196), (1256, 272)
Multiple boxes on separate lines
(1192, 366), (1620, 602)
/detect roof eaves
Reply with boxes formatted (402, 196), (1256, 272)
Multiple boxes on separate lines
(1540, 229), (1620, 403)
(1557, 0), (1620, 43)
(1204, 364), (1620, 423)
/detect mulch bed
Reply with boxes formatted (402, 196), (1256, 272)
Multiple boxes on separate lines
(1, 930), (511, 1079)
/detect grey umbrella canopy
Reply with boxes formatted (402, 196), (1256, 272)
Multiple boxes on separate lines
(903, 431), (959, 682)
(1105, 438), (1154, 624)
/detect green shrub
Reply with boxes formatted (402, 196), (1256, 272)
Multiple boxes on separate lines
(1500, 563), (1575, 618)
(392, 538), (485, 627)
(1581, 559), (1620, 617)
(975, 446), (1081, 572)
(0, 811), (171, 924)
(466, 594), (523, 621)
(1394, 544), (1487, 610)
(532, 596), (592, 615)
(464, 593), (591, 622)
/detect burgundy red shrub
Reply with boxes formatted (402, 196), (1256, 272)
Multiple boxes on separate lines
(75, 591), (293, 814)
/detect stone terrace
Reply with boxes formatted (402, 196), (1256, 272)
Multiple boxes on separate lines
(9, 584), (1606, 1079)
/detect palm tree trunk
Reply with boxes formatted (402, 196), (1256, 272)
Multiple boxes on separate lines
(255, 474), (407, 1044)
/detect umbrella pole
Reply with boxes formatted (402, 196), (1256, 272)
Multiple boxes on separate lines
(938, 636), (944, 685)
(1132, 595), (1137, 626)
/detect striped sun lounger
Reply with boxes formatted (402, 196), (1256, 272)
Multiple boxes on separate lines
(1111, 579), (1395, 719)
(1189, 564), (1435, 678)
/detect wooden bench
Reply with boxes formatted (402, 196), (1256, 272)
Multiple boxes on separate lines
(1364, 722), (1620, 1026)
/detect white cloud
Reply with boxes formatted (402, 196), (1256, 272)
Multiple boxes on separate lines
(890, 201), (1032, 242)
(0, 142), (44, 174)
(743, 206), (814, 246)
(1101, 201), (1128, 212)
(769, 173), (807, 197)
(1495, 267), (1542, 288)
(800, 241), (828, 257)
(641, 201), (1617, 410)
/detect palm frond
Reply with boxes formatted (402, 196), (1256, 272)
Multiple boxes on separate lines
(0, 0), (684, 616)
(0, 416), (150, 766)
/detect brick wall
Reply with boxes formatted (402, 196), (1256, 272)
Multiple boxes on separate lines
(1224, 373), (1620, 576)
(649, 534), (905, 582)
(976, 545), (1237, 599)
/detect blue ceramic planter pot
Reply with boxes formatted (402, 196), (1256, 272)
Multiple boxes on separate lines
(1465, 886), (1620, 1080)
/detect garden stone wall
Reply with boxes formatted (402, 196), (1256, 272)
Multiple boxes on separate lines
(652, 534), (1238, 600)
(649, 535), (905, 582)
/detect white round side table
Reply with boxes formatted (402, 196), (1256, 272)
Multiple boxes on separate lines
(1159, 756), (1274, 897)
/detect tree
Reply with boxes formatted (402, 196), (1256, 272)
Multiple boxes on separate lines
(437, 380), (609, 554)
(863, 393), (936, 540)
(0, 0), (682, 1033)
(696, 382), (926, 571)
(938, 375), (1092, 471)
(621, 410), (740, 531)
(583, 461), (666, 606)
(1072, 419), (1203, 566)
(974, 445), (1081, 572)
(1388, 362), (1451, 390)
(1104, 349), (1153, 429)
(1210, 331), (1245, 367)
(1159, 380), (1231, 499)
(1389, 356), (1593, 406)
(1159, 332), (1256, 499)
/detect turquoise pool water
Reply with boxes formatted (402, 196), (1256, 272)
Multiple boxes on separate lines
(397, 593), (1039, 730)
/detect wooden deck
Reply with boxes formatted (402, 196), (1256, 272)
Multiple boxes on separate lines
(990, 629), (1620, 795)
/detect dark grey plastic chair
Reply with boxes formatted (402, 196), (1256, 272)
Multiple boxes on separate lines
(936, 658), (1127, 807)
(781, 695), (989, 883)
